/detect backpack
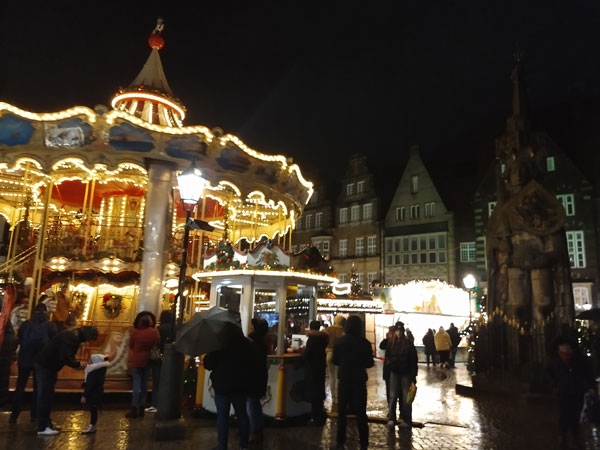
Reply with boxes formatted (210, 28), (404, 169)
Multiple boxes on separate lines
(22, 322), (49, 353)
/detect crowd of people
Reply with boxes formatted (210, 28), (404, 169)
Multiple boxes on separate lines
(422, 323), (461, 369)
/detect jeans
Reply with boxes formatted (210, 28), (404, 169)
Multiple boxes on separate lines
(326, 350), (338, 402)
(246, 395), (264, 432)
(336, 380), (368, 448)
(215, 393), (249, 450)
(11, 365), (37, 419)
(151, 362), (161, 408)
(131, 366), (150, 407)
(388, 372), (412, 425)
(35, 363), (57, 431)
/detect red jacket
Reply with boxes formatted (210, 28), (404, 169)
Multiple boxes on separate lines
(129, 326), (158, 368)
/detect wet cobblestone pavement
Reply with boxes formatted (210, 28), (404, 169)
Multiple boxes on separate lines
(1, 362), (600, 449)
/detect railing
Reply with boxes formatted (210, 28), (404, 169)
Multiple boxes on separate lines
(0, 245), (36, 274)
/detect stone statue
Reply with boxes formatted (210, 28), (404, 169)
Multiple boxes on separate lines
(486, 51), (574, 370)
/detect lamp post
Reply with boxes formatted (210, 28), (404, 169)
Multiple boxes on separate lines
(463, 274), (476, 322)
(156, 162), (204, 439)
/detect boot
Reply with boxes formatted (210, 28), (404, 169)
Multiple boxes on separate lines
(125, 407), (139, 418)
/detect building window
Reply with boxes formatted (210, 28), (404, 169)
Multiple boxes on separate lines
(363, 203), (373, 220)
(296, 218), (302, 230)
(488, 202), (496, 217)
(368, 272), (377, 286)
(411, 175), (419, 193)
(396, 207), (406, 221)
(357, 273), (364, 288)
(315, 212), (323, 228)
(357, 180), (365, 194)
(310, 191), (318, 204)
(566, 231), (585, 268)
(547, 156), (555, 172)
(501, 163), (505, 173)
(557, 194), (575, 216)
(339, 208), (348, 224)
(573, 285), (592, 311)
(367, 236), (376, 256)
(351, 205), (360, 222)
(460, 242), (476, 262)
(410, 204), (420, 219)
(339, 239), (348, 257)
(386, 254), (393, 265)
(425, 202), (435, 218)
(305, 214), (312, 229)
(346, 183), (354, 196)
(322, 241), (330, 258)
(385, 232), (447, 266)
(338, 273), (347, 283)
(356, 238), (364, 257)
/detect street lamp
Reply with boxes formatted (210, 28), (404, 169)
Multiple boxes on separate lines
(463, 274), (476, 321)
(156, 162), (204, 436)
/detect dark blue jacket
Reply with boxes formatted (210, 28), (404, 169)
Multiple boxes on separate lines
(17, 312), (57, 368)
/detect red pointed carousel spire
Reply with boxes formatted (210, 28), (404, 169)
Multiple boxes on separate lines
(111, 18), (186, 127)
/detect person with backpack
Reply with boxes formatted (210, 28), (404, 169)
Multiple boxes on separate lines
(80, 354), (110, 434)
(386, 321), (418, 428)
(422, 329), (436, 367)
(10, 303), (57, 423)
(146, 309), (171, 414)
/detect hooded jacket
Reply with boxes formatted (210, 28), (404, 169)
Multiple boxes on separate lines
(325, 315), (345, 350)
(82, 354), (109, 406)
(304, 330), (329, 402)
(332, 316), (374, 384)
(17, 311), (57, 368)
(129, 320), (158, 369)
(434, 327), (451, 352)
(36, 326), (98, 372)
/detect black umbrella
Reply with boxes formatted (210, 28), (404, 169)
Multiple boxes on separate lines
(576, 308), (600, 321)
(175, 306), (243, 356)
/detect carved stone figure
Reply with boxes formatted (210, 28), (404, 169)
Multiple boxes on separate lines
(486, 51), (574, 370)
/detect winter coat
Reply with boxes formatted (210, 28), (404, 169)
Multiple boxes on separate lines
(447, 325), (461, 348)
(204, 335), (253, 396)
(304, 330), (329, 402)
(548, 352), (595, 397)
(380, 338), (391, 380)
(0, 321), (18, 364)
(17, 312), (57, 368)
(332, 317), (374, 384)
(157, 310), (174, 353)
(422, 332), (436, 355)
(385, 337), (418, 381)
(36, 326), (98, 372)
(82, 354), (109, 406)
(434, 328), (451, 352)
(325, 315), (345, 351)
(129, 325), (158, 369)
(247, 331), (269, 398)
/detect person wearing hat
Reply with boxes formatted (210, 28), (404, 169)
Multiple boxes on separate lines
(10, 303), (57, 424)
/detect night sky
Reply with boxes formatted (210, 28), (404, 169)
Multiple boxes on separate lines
(1, 1), (600, 199)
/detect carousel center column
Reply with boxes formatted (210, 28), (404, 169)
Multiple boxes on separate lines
(138, 161), (172, 315)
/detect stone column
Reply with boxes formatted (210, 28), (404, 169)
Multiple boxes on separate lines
(138, 162), (172, 315)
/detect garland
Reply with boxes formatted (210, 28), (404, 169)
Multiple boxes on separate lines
(102, 293), (125, 319)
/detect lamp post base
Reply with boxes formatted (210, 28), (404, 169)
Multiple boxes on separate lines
(156, 343), (184, 423)
(154, 418), (186, 441)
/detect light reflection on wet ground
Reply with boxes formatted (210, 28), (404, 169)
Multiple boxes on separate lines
(1, 362), (599, 449)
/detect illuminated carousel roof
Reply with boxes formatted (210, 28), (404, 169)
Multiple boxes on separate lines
(111, 18), (186, 127)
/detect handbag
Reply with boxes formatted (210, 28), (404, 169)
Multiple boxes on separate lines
(407, 382), (417, 404)
(149, 328), (162, 363)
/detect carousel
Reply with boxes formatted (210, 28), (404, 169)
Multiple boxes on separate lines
(0, 22), (314, 390)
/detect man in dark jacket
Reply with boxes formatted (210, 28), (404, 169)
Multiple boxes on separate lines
(304, 320), (329, 426)
(35, 325), (98, 436)
(446, 323), (461, 368)
(0, 321), (18, 406)
(247, 318), (269, 444)
(204, 331), (252, 450)
(10, 303), (57, 423)
(547, 336), (595, 449)
(332, 315), (374, 450)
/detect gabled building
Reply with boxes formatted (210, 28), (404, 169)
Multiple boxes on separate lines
(330, 155), (382, 290)
(292, 180), (334, 259)
(383, 145), (456, 285)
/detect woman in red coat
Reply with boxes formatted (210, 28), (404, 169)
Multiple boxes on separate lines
(126, 312), (158, 418)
